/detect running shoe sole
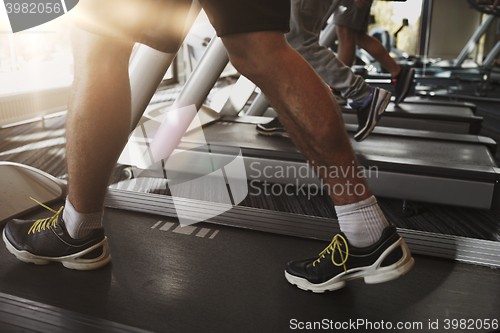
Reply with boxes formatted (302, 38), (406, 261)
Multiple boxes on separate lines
(3, 229), (111, 270)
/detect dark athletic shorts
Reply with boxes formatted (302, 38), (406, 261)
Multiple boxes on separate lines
(73, 0), (290, 53)
(332, 0), (373, 33)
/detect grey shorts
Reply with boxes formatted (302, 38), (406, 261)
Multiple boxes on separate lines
(73, 0), (290, 53)
(332, 0), (373, 33)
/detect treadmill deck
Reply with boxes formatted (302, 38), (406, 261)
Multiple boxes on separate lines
(182, 121), (498, 175)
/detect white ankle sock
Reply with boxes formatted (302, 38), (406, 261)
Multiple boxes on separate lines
(335, 195), (389, 247)
(62, 197), (103, 239)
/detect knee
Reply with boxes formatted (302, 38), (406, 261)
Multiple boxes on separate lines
(72, 27), (133, 75)
(225, 51), (259, 80)
(221, 32), (289, 82)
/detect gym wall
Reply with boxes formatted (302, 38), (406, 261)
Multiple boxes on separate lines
(427, 0), (482, 60)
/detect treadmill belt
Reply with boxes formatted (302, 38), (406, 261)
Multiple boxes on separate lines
(345, 102), (475, 119)
(1, 205), (499, 333)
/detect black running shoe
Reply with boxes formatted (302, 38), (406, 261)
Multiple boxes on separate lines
(349, 87), (391, 142)
(3, 201), (111, 270)
(256, 117), (289, 138)
(393, 67), (415, 105)
(285, 226), (414, 293)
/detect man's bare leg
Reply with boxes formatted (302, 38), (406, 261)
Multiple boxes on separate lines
(336, 24), (415, 105)
(2, 27), (133, 269)
(223, 32), (371, 206)
(63, 27), (134, 238)
(222, 32), (413, 293)
(336, 25), (358, 67)
(354, 31), (400, 77)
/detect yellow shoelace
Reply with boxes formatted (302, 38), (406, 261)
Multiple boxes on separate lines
(27, 197), (64, 234)
(313, 234), (349, 272)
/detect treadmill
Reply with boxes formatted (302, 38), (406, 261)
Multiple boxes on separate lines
(341, 103), (482, 134)
(399, 96), (477, 111)
(124, 108), (498, 210)
(243, 87), (483, 134)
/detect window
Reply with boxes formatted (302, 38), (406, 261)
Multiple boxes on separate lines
(370, 0), (424, 56)
(0, 2), (73, 96)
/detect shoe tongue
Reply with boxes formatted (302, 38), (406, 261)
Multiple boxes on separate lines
(55, 215), (68, 232)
